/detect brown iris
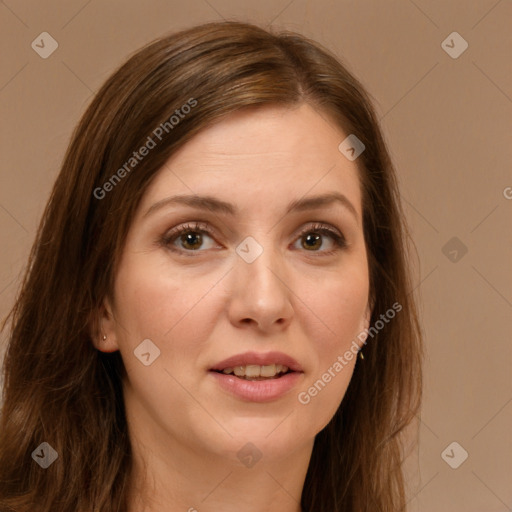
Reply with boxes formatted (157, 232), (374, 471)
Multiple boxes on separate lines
(180, 232), (203, 250)
(302, 232), (322, 251)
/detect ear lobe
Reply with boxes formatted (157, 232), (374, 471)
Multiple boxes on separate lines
(90, 297), (119, 353)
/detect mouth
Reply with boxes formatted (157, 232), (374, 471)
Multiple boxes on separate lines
(211, 364), (294, 381)
(208, 351), (304, 402)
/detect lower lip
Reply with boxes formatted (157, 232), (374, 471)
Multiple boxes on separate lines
(209, 371), (303, 403)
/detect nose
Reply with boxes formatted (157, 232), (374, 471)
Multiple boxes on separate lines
(227, 242), (294, 333)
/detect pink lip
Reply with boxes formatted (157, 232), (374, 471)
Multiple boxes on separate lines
(208, 351), (304, 403)
(209, 351), (303, 372)
(209, 371), (303, 403)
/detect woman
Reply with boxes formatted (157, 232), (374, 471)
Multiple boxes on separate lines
(0, 20), (423, 512)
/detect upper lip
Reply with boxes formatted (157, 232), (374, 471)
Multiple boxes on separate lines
(210, 351), (303, 372)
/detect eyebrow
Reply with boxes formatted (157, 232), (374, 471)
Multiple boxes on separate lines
(143, 191), (359, 221)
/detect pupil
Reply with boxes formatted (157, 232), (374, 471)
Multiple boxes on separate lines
(304, 233), (321, 250)
(182, 233), (201, 250)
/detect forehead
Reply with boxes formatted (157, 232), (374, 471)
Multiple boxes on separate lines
(139, 103), (363, 220)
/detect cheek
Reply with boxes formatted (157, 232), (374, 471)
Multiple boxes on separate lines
(294, 266), (368, 426)
(112, 256), (226, 359)
(299, 266), (369, 354)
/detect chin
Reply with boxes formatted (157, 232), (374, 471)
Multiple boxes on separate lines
(210, 418), (309, 458)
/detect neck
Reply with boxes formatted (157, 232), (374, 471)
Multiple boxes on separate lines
(126, 437), (310, 512)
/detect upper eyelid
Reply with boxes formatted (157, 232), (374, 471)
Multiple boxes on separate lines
(165, 220), (343, 235)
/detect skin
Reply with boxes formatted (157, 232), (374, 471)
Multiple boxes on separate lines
(94, 103), (372, 512)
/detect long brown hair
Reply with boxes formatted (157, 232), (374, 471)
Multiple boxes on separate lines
(0, 20), (423, 511)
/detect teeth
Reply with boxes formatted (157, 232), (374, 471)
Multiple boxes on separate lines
(221, 364), (289, 378)
(233, 366), (245, 377)
(245, 365), (261, 378)
(260, 364), (276, 377)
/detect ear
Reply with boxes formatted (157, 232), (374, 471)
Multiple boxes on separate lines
(356, 299), (373, 348)
(90, 296), (120, 353)
(363, 301), (372, 330)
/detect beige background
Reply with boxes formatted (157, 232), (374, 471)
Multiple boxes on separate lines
(1, 1), (511, 510)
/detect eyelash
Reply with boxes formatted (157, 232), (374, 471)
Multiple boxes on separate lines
(159, 221), (347, 257)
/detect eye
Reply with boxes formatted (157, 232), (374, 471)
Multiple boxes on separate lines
(159, 222), (219, 256)
(159, 221), (347, 257)
(292, 222), (347, 255)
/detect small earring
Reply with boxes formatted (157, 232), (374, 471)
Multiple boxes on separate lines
(359, 350), (364, 360)
(102, 334), (107, 341)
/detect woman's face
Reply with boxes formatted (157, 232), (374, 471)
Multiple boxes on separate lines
(99, 103), (371, 464)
